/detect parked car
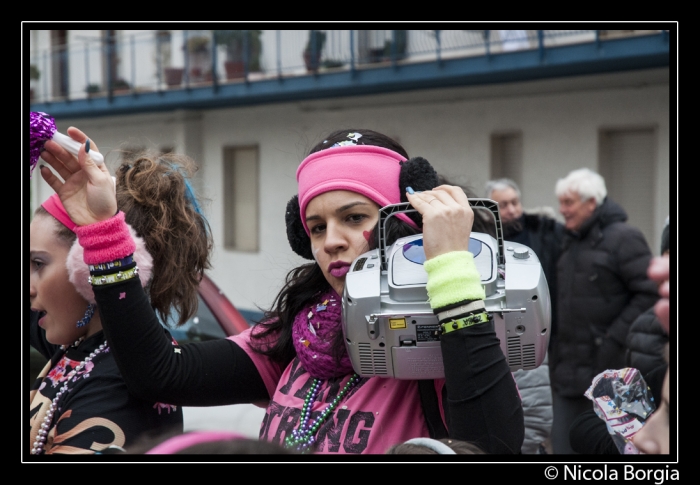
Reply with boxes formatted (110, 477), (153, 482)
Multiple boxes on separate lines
(28, 273), (267, 438)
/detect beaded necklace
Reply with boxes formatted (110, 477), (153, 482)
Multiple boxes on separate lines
(31, 338), (109, 455)
(284, 373), (361, 453)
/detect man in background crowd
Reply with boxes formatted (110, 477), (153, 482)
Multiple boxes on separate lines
(485, 178), (563, 454)
(485, 178), (564, 350)
(549, 168), (660, 454)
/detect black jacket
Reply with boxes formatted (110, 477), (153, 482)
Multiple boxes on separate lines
(504, 212), (564, 339)
(625, 306), (669, 376)
(550, 197), (659, 397)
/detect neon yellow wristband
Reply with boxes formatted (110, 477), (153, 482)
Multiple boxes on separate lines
(89, 266), (139, 286)
(440, 312), (491, 335)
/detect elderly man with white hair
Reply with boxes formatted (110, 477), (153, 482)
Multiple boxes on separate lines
(549, 167), (660, 454)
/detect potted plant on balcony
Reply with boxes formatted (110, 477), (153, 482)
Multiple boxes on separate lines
(214, 30), (262, 80)
(30, 64), (40, 102)
(304, 30), (326, 73)
(164, 66), (184, 87)
(113, 78), (131, 94)
(187, 35), (210, 54)
(30, 64), (40, 81)
(185, 35), (212, 82)
(383, 30), (408, 61)
(85, 83), (101, 97)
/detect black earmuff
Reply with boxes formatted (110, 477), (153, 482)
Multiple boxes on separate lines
(398, 157), (439, 227)
(286, 195), (314, 260)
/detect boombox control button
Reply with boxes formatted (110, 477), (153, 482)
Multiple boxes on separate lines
(513, 248), (530, 259)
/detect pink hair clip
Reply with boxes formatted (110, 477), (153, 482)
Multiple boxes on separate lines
(30, 111), (104, 177)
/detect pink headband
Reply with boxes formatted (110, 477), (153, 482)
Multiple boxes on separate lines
(296, 145), (418, 235)
(145, 431), (247, 454)
(41, 193), (78, 233)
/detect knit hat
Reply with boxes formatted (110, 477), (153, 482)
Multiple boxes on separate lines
(41, 193), (153, 304)
(287, 143), (438, 259)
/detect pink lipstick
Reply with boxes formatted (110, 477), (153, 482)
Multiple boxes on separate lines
(328, 261), (351, 278)
(34, 310), (46, 328)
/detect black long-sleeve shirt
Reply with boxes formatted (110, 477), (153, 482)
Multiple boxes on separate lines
(94, 277), (523, 454)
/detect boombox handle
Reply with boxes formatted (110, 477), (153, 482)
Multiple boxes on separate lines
(378, 199), (505, 271)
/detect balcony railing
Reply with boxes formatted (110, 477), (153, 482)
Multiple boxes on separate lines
(28, 29), (667, 105)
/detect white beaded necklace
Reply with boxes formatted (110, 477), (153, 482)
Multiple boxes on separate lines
(31, 337), (109, 455)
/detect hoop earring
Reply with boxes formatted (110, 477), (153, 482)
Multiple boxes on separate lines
(76, 303), (96, 328)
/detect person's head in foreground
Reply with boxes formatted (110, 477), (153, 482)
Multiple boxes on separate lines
(385, 437), (485, 455)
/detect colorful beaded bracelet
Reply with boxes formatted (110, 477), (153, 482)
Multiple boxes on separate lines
(89, 255), (134, 272)
(89, 266), (139, 286)
(89, 262), (136, 277)
(439, 312), (491, 335)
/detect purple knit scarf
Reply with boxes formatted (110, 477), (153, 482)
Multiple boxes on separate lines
(292, 289), (355, 380)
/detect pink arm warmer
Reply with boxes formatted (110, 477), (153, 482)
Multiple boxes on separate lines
(74, 211), (136, 264)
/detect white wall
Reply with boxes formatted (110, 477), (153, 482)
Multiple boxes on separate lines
(31, 73), (671, 315)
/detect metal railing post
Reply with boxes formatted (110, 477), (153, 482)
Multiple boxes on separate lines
(212, 30), (219, 91)
(130, 34), (136, 94)
(485, 30), (490, 60)
(435, 30), (441, 63)
(42, 51), (48, 103)
(156, 34), (163, 92)
(276, 30), (282, 80)
(538, 30), (545, 61)
(350, 30), (355, 76)
(106, 36), (114, 101)
(184, 30), (190, 89)
(62, 45), (70, 101)
(243, 29), (249, 83)
(84, 41), (90, 97)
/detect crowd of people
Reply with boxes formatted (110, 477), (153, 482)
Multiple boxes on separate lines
(28, 125), (673, 458)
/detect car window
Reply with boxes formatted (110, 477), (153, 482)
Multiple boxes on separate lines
(161, 294), (228, 345)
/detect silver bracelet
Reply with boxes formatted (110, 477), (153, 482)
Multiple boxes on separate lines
(89, 266), (139, 286)
(436, 300), (485, 321)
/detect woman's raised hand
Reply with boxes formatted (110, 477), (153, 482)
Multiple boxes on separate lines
(405, 185), (474, 261)
(39, 127), (117, 226)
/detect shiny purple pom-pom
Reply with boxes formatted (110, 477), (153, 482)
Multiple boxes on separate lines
(30, 111), (57, 178)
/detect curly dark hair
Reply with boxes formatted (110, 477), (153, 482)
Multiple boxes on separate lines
(33, 152), (212, 328)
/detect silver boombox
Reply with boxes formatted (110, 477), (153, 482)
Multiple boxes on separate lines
(342, 199), (550, 380)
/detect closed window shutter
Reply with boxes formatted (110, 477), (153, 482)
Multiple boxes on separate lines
(599, 128), (656, 248)
(490, 132), (523, 188)
(223, 146), (259, 252)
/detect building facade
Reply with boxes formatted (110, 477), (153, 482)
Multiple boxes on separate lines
(27, 27), (673, 316)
